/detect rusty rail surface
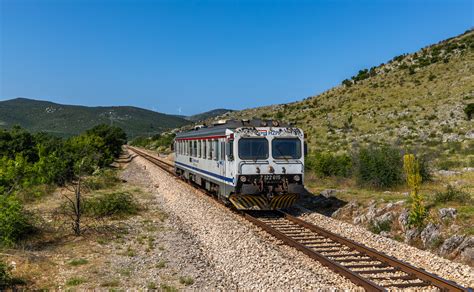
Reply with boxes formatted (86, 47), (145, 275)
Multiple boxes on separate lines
(127, 146), (468, 291)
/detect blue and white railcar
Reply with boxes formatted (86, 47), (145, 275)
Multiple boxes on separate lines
(174, 119), (305, 210)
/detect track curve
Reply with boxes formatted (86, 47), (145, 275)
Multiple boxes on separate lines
(127, 146), (468, 291)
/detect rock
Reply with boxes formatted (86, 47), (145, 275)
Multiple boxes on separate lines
(420, 223), (441, 248)
(455, 237), (474, 265)
(353, 215), (365, 225)
(442, 133), (460, 142)
(374, 211), (393, 225)
(439, 235), (465, 257)
(465, 130), (474, 139)
(438, 208), (457, 220)
(463, 167), (474, 172)
(437, 170), (461, 176)
(398, 209), (409, 231)
(331, 208), (342, 218)
(379, 231), (391, 237)
(405, 228), (420, 244)
(320, 189), (337, 198)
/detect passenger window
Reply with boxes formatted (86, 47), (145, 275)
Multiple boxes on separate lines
(220, 141), (225, 160)
(203, 140), (207, 158)
(214, 140), (219, 161)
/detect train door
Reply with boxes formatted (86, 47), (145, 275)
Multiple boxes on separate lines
(219, 139), (226, 179)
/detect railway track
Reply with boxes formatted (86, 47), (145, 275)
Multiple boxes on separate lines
(127, 146), (468, 291)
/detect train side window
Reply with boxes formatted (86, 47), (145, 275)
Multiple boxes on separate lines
(214, 140), (219, 161)
(209, 139), (213, 160)
(202, 140), (206, 158)
(188, 141), (192, 156)
(207, 140), (212, 160)
(197, 140), (201, 158)
(220, 141), (225, 160)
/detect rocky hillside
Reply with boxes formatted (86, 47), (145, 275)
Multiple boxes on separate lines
(216, 30), (474, 167)
(186, 108), (234, 122)
(0, 98), (191, 138)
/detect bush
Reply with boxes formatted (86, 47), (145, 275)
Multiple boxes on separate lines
(368, 220), (392, 234)
(0, 260), (13, 289)
(437, 159), (462, 170)
(0, 195), (34, 246)
(84, 192), (139, 218)
(433, 185), (471, 204)
(306, 152), (352, 177)
(464, 103), (474, 120)
(84, 169), (120, 190)
(355, 146), (403, 188)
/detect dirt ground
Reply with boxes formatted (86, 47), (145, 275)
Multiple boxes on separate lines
(3, 162), (227, 290)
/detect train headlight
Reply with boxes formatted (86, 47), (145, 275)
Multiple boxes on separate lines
(240, 176), (247, 183)
(293, 175), (301, 182)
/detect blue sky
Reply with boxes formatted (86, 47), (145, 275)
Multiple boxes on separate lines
(0, 0), (472, 115)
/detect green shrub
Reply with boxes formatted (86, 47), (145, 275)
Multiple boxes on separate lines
(0, 195), (34, 246)
(433, 185), (471, 204)
(437, 159), (462, 170)
(179, 276), (194, 286)
(306, 152), (352, 177)
(355, 146), (403, 188)
(464, 103), (474, 120)
(84, 169), (120, 190)
(84, 192), (139, 218)
(368, 220), (392, 234)
(66, 277), (86, 286)
(0, 260), (12, 289)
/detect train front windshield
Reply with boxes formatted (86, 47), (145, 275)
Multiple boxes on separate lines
(238, 138), (269, 160)
(272, 138), (301, 159)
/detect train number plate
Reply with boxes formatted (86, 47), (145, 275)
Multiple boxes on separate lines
(262, 174), (281, 182)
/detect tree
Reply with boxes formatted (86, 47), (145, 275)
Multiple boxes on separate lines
(62, 144), (100, 236)
(85, 124), (127, 158)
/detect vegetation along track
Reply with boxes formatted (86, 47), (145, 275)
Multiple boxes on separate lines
(127, 146), (468, 291)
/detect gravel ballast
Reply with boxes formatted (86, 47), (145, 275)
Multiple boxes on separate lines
(130, 155), (357, 290)
(295, 209), (474, 288)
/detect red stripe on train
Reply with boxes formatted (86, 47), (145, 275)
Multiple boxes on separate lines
(175, 135), (227, 141)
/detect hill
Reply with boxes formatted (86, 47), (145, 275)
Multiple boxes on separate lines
(186, 108), (234, 122)
(214, 30), (474, 167)
(0, 98), (191, 138)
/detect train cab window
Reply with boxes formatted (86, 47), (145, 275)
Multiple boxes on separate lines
(272, 138), (302, 159)
(238, 138), (268, 160)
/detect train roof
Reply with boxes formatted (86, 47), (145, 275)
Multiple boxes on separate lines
(175, 119), (290, 139)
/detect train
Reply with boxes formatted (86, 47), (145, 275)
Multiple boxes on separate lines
(173, 119), (306, 210)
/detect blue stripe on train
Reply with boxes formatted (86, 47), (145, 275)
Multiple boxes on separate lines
(175, 161), (234, 184)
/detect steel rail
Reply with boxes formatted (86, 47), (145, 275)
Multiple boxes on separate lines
(127, 146), (468, 291)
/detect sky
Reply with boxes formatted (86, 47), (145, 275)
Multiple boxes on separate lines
(0, 0), (472, 116)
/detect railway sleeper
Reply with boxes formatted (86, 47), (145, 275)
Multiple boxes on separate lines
(355, 267), (398, 274)
(344, 263), (387, 269)
(383, 281), (431, 288)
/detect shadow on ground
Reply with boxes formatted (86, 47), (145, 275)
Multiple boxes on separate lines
(288, 188), (347, 217)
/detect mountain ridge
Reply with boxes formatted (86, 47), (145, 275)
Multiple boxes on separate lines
(0, 97), (191, 138)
